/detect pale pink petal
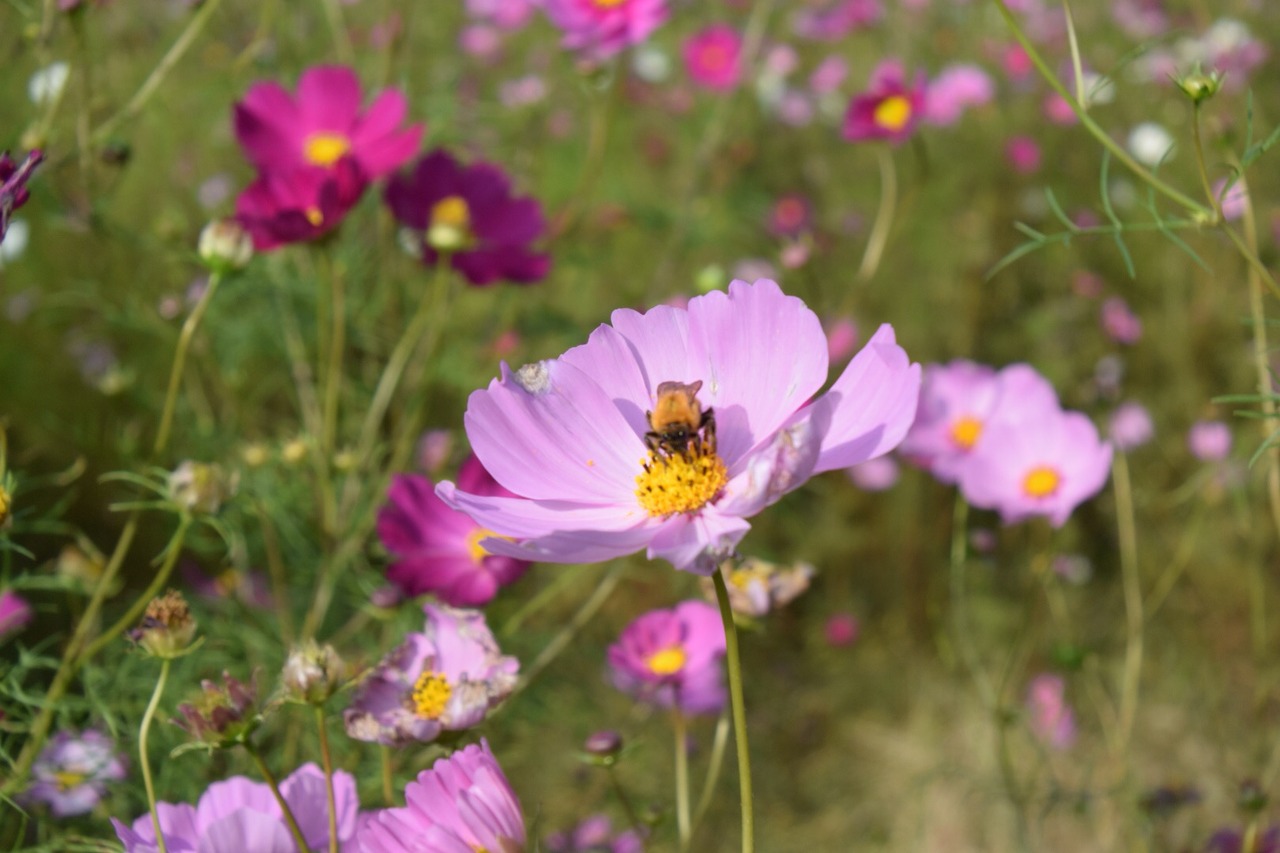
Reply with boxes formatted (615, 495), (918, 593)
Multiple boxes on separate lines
(560, 324), (655, 437)
(607, 304), (695, 404)
(197, 811), (294, 853)
(645, 510), (751, 574)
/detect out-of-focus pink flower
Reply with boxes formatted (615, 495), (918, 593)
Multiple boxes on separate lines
(776, 90), (815, 126)
(25, 729), (126, 817)
(1214, 177), (1248, 221)
(1043, 93), (1078, 125)
(460, 24), (503, 61)
(353, 740), (525, 852)
(792, 0), (882, 41)
(825, 315), (858, 363)
(377, 454), (532, 606)
(1005, 136), (1041, 174)
(182, 562), (274, 609)
(768, 193), (812, 238)
(546, 814), (645, 853)
(1187, 420), (1231, 461)
(467, 0), (535, 30)
(0, 588), (32, 643)
(843, 60), (927, 145)
(1073, 271), (1104, 298)
(0, 150), (43, 246)
(417, 429), (453, 474)
(848, 455), (899, 491)
(1109, 402), (1154, 451)
(1001, 44), (1033, 81)
(683, 25), (743, 92)
(608, 600), (726, 715)
(922, 64), (994, 126)
(1111, 0), (1169, 39)
(779, 242), (810, 269)
(761, 43), (799, 78)
(1101, 297), (1142, 345)
(823, 612), (860, 647)
(809, 55), (848, 95)
(500, 74), (549, 108)
(539, 0), (669, 62)
(1026, 673), (1076, 749)
(235, 158), (365, 251)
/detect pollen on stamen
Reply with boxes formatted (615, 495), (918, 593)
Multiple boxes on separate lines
(1023, 465), (1061, 498)
(411, 670), (452, 720)
(635, 445), (728, 517)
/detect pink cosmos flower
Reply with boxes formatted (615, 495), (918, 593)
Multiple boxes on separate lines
(233, 65), (422, 180)
(792, 0), (882, 41)
(539, 0), (669, 62)
(1188, 419), (1231, 461)
(1213, 177), (1248, 221)
(438, 279), (920, 574)
(235, 158), (365, 251)
(809, 55), (849, 95)
(959, 406), (1113, 527)
(113, 763), (358, 851)
(1108, 401), (1154, 451)
(377, 453), (532, 607)
(848, 455), (899, 491)
(922, 64), (995, 126)
(1, 150), (43, 246)
(767, 193), (812, 238)
(900, 361), (1059, 485)
(608, 600), (727, 715)
(467, 0), (536, 30)
(823, 612), (859, 647)
(1100, 297), (1142, 345)
(25, 729), (126, 817)
(1026, 673), (1076, 749)
(547, 814), (645, 853)
(843, 60), (928, 145)
(344, 604), (518, 746)
(1005, 136), (1042, 174)
(354, 740), (525, 852)
(683, 25), (743, 92)
(825, 316), (859, 363)
(0, 588), (32, 643)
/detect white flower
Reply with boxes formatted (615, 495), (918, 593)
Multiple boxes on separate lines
(1127, 122), (1176, 167)
(0, 219), (30, 268)
(29, 62), (70, 106)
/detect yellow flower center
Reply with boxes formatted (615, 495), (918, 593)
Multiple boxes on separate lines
(1023, 466), (1061, 498)
(949, 416), (983, 451)
(305, 207), (324, 227)
(428, 195), (474, 251)
(873, 95), (913, 132)
(729, 563), (769, 590)
(593, 0), (627, 7)
(464, 527), (509, 563)
(635, 447), (728, 517)
(303, 132), (351, 167)
(214, 569), (241, 596)
(411, 670), (452, 719)
(54, 771), (87, 791)
(648, 646), (687, 675)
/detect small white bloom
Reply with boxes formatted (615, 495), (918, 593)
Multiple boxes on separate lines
(29, 62), (70, 106)
(0, 219), (30, 268)
(631, 45), (670, 84)
(1127, 122), (1176, 167)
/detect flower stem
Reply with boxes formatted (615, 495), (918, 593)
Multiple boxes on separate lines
(690, 711), (731, 841)
(380, 745), (395, 806)
(154, 272), (223, 457)
(140, 658), (172, 853)
(1189, 105), (1221, 220)
(948, 495), (996, 709)
(320, 253), (346, 480)
(607, 765), (644, 837)
(856, 146), (898, 283)
(1112, 453), (1144, 753)
(246, 744), (310, 853)
(315, 706), (339, 853)
(711, 566), (754, 853)
(674, 710), (691, 850)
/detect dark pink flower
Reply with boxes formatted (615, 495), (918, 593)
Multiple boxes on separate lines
(1005, 136), (1042, 174)
(377, 454), (532, 607)
(234, 158), (365, 251)
(683, 25), (743, 92)
(767, 193), (812, 238)
(233, 65), (422, 180)
(823, 612), (859, 647)
(608, 600), (726, 715)
(385, 149), (549, 286)
(1, 150), (43, 246)
(843, 61), (927, 145)
(0, 588), (32, 643)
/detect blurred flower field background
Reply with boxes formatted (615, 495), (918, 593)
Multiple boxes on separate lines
(2, 0), (1280, 850)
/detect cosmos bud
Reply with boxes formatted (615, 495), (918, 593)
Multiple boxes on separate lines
(197, 219), (254, 274)
(281, 639), (345, 705)
(1174, 66), (1224, 105)
(582, 730), (624, 765)
(174, 671), (260, 749)
(129, 589), (197, 659)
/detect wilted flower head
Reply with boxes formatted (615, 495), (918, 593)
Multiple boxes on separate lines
(539, 0), (669, 62)
(114, 763), (357, 852)
(377, 454), (532, 607)
(168, 461), (237, 515)
(385, 149), (549, 286)
(129, 589), (197, 659)
(700, 557), (813, 618)
(24, 729), (126, 817)
(344, 604), (518, 746)
(281, 639), (346, 705)
(843, 60), (927, 145)
(174, 671), (260, 749)
(683, 25), (743, 92)
(0, 588), (31, 643)
(1, 149), (43, 245)
(353, 740), (525, 852)
(608, 600), (726, 715)
(1109, 402), (1154, 451)
(547, 814), (645, 853)
(1025, 673), (1076, 749)
(1188, 419), (1232, 461)
(438, 279), (919, 574)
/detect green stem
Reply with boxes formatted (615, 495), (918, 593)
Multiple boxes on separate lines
(315, 707), (339, 853)
(674, 710), (691, 850)
(320, 254), (346, 470)
(711, 567), (754, 853)
(380, 745), (395, 806)
(948, 495), (996, 709)
(140, 659), (172, 853)
(1189, 105), (1221, 220)
(690, 711), (731, 845)
(318, 0), (354, 63)
(1112, 453), (1144, 753)
(990, 0), (1209, 217)
(154, 272), (223, 457)
(1061, 0), (1085, 108)
(607, 766), (644, 837)
(81, 516), (192, 662)
(551, 74), (618, 242)
(246, 744), (310, 853)
(855, 146), (898, 283)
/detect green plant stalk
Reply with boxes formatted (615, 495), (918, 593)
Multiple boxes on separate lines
(1112, 453), (1144, 752)
(948, 495), (996, 709)
(318, 0), (354, 63)
(139, 659), (172, 853)
(1061, 0), (1086, 109)
(381, 746), (395, 807)
(315, 707), (339, 853)
(990, 0), (1208, 217)
(254, 499), (295, 645)
(856, 146), (898, 284)
(711, 567), (754, 853)
(81, 516), (192, 663)
(320, 254), (347, 485)
(674, 710), (691, 850)
(246, 744), (310, 853)
(92, 0), (225, 144)
(1190, 105), (1221, 220)
(550, 73), (618, 243)
(607, 765), (644, 837)
(691, 711), (731, 844)
(154, 272), (224, 457)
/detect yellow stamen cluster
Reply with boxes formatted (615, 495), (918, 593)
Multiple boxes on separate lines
(635, 447), (728, 517)
(411, 670), (452, 720)
(1023, 466), (1061, 498)
(303, 132), (352, 167)
(465, 528), (509, 564)
(53, 771), (87, 791)
(647, 646), (687, 676)
(874, 95), (913, 132)
(427, 195), (474, 251)
(593, 0), (628, 7)
(949, 416), (983, 451)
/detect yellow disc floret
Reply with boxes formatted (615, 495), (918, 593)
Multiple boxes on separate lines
(1023, 465), (1061, 498)
(949, 416), (983, 451)
(873, 95), (913, 132)
(411, 670), (452, 719)
(303, 132), (351, 167)
(647, 646), (687, 676)
(54, 771), (87, 791)
(635, 447), (728, 517)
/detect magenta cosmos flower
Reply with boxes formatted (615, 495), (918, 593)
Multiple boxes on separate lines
(114, 763), (357, 852)
(344, 604), (518, 746)
(234, 65), (422, 180)
(547, 814), (645, 853)
(385, 149), (549, 286)
(377, 453), (533, 607)
(959, 406), (1113, 527)
(438, 279), (920, 574)
(843, 60), (927, 145)
(900, 361), (1059, 485)
(0, 588), (33, 643)
(539, 0), (668, 61)
(235, 157), (365, 251)
(1, 149), (43, 245)
(25, 728), (126, 817)
(609, 600), (726, 715)
(683, 25), (743, 92)
(354, 739), (525, 852)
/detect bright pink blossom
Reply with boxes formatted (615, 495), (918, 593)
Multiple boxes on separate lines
(234, 158), (365, 251)
(1026, 673), (1076, 749)
(608, 600), (726, 715)
(1188, 420), (1231, 461)
(683, 25), (743, 92)
(539, 0), (668, 62)
(922, 64), (995, 126)
(843, 60), (927, 145)
(438, 279), (920, 574)
(0, 588), (32, 643)
(1005, 136), (1042, 174)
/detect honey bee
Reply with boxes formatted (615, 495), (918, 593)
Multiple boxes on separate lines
(645, 380), (716, 458)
